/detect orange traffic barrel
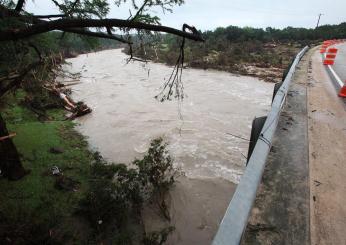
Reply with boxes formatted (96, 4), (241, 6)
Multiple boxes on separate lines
(320, 48), (326, 53)
(326, 54), (336, 59)
(323, 59), (335, 65)
(339, 83), (346, 97)
(328, 48), (338, 53)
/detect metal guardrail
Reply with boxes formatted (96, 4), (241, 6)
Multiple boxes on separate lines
(212, 46), (309, 245)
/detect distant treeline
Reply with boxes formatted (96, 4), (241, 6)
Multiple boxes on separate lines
(202, 22), (346, 43)
(126, 22), (346, 77)
(0, 30), (121, 76)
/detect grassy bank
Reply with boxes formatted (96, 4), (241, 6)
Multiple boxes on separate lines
(0, 91), (177, 244)
(0, 91), (95, 243)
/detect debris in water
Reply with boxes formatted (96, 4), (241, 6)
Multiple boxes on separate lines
(51, 166), (62, 176)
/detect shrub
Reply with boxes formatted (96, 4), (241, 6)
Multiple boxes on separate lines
(142, 226), (175, 245)
(77, 138), (177, 242)
(134, 137), (178, 220)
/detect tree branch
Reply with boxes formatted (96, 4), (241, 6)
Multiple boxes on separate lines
(34, 14), (67, 19)
(0, 18), (204, 42)
(131, 0), (149, 21)
(0, 61), (41, 98)
(64, 28), (132, 43)
(0, 6), (131, 44)
(15, 0), (26, 12)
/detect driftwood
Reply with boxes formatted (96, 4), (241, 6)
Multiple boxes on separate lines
(47, 85), (92, 119)
(68, 103), (92, 120)
(0, 133), (16, 141)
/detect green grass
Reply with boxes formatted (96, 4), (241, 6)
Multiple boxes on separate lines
(0, 92), (95, 243)
(0, 92), (174, 244)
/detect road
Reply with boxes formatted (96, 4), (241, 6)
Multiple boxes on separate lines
(309, 46), (346, 245)
(242, 46), (346, 244)
(333, 43), (346, 82)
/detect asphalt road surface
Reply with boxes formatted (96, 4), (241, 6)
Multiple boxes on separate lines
(333, 43), (346, 82)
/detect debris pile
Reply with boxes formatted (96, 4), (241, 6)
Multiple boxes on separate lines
(47, 84), (92, 120)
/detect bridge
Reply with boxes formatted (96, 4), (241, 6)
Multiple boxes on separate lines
(213, 41), (346, 244)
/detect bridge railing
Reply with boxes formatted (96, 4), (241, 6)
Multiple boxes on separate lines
(212, 46), (309, 245)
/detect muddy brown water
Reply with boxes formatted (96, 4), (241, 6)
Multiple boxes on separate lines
(64, 49), (273, 244)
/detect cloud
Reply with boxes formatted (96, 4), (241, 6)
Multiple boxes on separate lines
(25, 0), (346, 30)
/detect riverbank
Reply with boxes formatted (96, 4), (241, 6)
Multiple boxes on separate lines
(0, 91), (96, 243)
(125, 41), (303, 83)
(0, 92), (155, 244)
(1, 90), (211, 244)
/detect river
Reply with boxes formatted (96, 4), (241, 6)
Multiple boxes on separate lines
(64, 49), (273, 244)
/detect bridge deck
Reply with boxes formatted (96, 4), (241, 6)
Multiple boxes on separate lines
(241, 48), (311, 245)
(308, 46), (346, 245)
(242, 45), (346, 244)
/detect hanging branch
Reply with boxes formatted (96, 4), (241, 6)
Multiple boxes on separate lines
(155, 24), (199, 102)
(126, 42), (148, 63)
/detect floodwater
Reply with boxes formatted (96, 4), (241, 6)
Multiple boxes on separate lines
(65, 49), (273, 183)
(64, 49), (273, 244)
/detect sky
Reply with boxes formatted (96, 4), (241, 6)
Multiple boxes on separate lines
(26, 0), (346, 31)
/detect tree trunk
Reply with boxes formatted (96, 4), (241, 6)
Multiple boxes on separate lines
(0, 113), (28, 180)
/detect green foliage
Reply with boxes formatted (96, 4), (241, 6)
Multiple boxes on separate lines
(134, 138), (177, 220)
(0, 0), (15, 8)
(50, 0), (110, 18)
(1, 93), (178, 243)
(77, 138), (177, 242)
(0, 93), (94, 244)
(78, 157), (142, 231)
(135, 138), (176, 194)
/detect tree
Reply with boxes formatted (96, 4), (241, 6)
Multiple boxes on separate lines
(0, 114), (29, 180)
(0, 0), (203, 180)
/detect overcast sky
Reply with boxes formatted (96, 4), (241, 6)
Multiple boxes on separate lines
(26, 0), (346, 30)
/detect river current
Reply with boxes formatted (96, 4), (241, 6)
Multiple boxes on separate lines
(64, 49), (273, 244)
(65, 49), (273, 184)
